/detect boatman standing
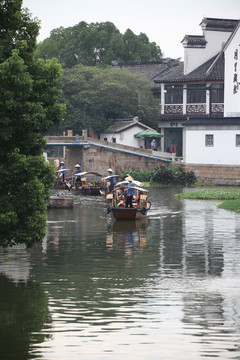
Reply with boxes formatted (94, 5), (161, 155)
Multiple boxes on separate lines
(125, 175), (134, 208)
(59, 161), (66, 182)
(73, 164), (82, 187)
(107, 168), (116, 193)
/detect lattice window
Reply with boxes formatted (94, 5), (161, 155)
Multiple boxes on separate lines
(205, 134), (214, 147)
(236, 134), (240, 146)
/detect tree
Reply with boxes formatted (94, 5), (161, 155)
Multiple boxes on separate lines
(0, 0), (65, 247)
(34, 21), (162, 68)
(49, 64), (161, 136)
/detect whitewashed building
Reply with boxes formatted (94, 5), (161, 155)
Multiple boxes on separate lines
(183, 19), (240, 166)
(116, 17), (240, 165)
(100, 117), (160, 149)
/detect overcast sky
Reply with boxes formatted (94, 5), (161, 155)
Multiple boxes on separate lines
(22, 0), (240, 60)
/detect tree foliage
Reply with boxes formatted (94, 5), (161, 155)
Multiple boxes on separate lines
(49, 64), (161, 135)
(0, 0), (66, 247)
(34, 21), (162, 68)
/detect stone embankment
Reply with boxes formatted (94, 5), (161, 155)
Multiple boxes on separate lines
(45, 135), (240, 186)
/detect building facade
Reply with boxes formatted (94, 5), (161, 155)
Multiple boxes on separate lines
(115, 17), (240, 162)
(99, 117), (161, 149)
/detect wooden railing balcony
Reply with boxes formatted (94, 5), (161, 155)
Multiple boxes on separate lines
(163, 103), (224, 115)
(186, 104), (206, 114)
(164, 105), (183, 114)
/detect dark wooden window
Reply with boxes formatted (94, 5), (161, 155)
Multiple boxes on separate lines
(187, 84), (206, 103)
(211, 84), (224, 103)
(165, 85), (183, 104)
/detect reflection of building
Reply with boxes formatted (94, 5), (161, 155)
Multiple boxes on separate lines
(181, 200), (224, 276)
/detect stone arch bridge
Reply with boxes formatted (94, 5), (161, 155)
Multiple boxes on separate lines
(45, 135), (171, 175)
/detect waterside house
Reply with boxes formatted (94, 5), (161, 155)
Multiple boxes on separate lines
(100, 117), (162, 150)
(114, 17), (240, 169)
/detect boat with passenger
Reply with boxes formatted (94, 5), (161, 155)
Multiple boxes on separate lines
(106, 177), (151, 220)
(69, 171), (104, 195)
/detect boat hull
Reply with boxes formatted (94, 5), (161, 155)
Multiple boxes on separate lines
(111, 207), (147, 220)
(70, 186), (101, 195)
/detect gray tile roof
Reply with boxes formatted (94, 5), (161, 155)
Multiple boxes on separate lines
(200, 17), (239, 31)
(113, 59), (182, 87)
(181, 35), (207, 46)
(182, 117), (240, 127)
(115, 52), (224, 86)
(154, 53), (224, 83)
(102, 119), (150, 133)
(160, 113), (224, 122)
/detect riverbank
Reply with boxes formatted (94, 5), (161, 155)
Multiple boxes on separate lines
(175, 188), (240, 212)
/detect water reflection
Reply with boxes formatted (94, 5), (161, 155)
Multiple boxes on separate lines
(1, 189), (240, 359)
(106, 219), (148, 252)
(0, 272), (51, 360)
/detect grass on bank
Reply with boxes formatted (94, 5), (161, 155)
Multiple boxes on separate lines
(218, 199), (240, 212)
(175, 189), (240, 213)
(175, 189), (240, 200)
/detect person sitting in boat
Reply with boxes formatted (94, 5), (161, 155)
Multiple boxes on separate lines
(107, 168), (116, 193)
(59, 161), (66, 182)
(73, 164), (82, 187)
(125, 175), (135, 208)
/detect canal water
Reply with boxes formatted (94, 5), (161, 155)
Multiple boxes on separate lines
(1, 187), (240, 360)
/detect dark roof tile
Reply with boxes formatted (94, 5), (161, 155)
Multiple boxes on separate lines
(181, 35), (207, 46)
(200, 17), (239, 31)
(183, 117), (240, 126)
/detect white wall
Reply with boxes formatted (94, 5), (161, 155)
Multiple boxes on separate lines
(100, 125), (145, 148)
(224, 25), (240, 117)
(184, 30), (232, 75)
(185, 129), (240, 165)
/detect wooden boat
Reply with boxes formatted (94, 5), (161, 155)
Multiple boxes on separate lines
(106, 186), (151, 220)
(54, 168), (71, 190)
(54, 181), (69, 190)
(70, 171), (103, 195)
(111, 207), (149, 220)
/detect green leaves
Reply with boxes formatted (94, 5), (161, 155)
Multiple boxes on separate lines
(0, 1), (65, 247)
(57, 64), (160, 135)
(35, 21), (162, 68)
(0, 150), (55, 247)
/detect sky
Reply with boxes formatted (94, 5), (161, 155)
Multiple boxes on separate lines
(22, 0), (240, 60)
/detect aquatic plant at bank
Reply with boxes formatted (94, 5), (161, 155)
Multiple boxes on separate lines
(175, 189), (240, 213)
(175, 189), (240, 200)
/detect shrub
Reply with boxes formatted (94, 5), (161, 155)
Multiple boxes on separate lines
(119, 169), (152, 182)
(151, 165), (174, 184)
(120, 165), (197, 186)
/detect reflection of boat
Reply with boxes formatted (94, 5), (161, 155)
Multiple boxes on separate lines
(111, 207), (147, 220)
(107, 186), (151, 220)
(107, 219), (148, 250)
(112, 218), (147, 231)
